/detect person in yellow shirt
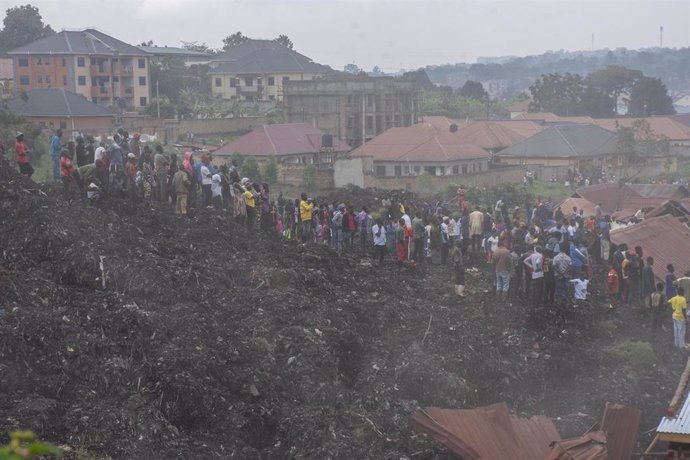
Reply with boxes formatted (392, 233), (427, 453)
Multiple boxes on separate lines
(299, 192), (314, 243)
(243, 183), (257, 230)
(669, 287), (688, 349)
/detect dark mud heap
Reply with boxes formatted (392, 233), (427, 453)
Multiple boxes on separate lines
(0, 159), (682, 458)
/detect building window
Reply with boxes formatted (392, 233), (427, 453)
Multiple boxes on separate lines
(268, 76), (275, 86)
(19, 76), (29, 85)
(113, 76), (119, 83)
(77, 57), (85, 67)
(366, 116), (373, 130)
(140, 96), (147, 106)
(215, 77), (221, 87)
(478, 163), (482, 172)
(462, 164), (468, 174)
(394, 165), (402, 177)
(59, 121), (67, 129)
(453, 165), (459, 175)
(230, 78), (237, 87)
(245, 77), (253, 87)
(45, 57), (50, 65)
(139, 76), (146, 86)
(78, 76), (86, 86)
(91, 77), (97, 86)
(45, 75), (51, 84)
(269, 95), (275, 101)
(376, 165), (386, 176)
(18, 58), (28, 67)
(282, 76), (290, 83)
(36, 57), (42, 65)
(472, 163), (477, 173)
(138, 58), (146, 69)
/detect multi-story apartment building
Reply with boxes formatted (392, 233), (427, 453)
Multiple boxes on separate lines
(8, 29), (150, 110)
(283, 76), (421, 148)
(209, 39), (332, 102)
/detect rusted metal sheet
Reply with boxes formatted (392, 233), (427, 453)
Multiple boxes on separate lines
(600, 403), (641, 460)
(545, 431), (608, 460)
(610, 214), (690, 282)
(410, 402), (560, 460)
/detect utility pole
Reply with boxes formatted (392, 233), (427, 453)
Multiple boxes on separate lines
(156, 79), (160, 118)
(660, 26), (664, 48)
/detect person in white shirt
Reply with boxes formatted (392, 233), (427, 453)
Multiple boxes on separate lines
(211, 173), (222, 209)
(569, 275), (590, 303)
(371, 217), (386, 266)
(523, 246), (544, 305)
(200, 161), (212, 208)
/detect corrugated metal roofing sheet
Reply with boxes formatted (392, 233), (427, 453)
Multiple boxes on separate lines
(495, 124), (619, 159)
(411, 403), (560, 460)
(658, 393), (690, 434)
(545, 431), (608, 460)
(600, 403), (641, 460)
(610, 214), (690, 282)
(627, 184), (690, 199)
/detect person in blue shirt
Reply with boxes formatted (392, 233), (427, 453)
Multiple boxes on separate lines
(570, 240), (586, 279)
(50, 129), (64, 181)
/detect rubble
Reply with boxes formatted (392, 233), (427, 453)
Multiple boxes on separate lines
(0, 157), (685, 458)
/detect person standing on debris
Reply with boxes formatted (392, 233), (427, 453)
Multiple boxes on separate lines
(396, 218), (407, 264)
(154, 146), (170, 203)
(411, 212), (426, 264)
(451, 239), (466, 297)
(598, 216), (611, 263)
(331, 205), (344, 253)
(469, 206), (484, 254)
(371, 217), (386, 266)
(50, 128), (64, 182)
(211, 172), (223, 210)
(668, 287), (688, 349)
(108, 134), (125, 192)
(355, 206), (369, 252)
(60, 149), (75, 197)
(651, 282), (665, 331)
(199, 156), (212, 208)
(569, 240), (586, 279)
(523, 246), (544, 306)
(299, 192), (314, 243)
(243, 181), (257, 229)
(605, 264), (620, 309)
(14, 133), (34, 178)
(491, 239), (512, 302)
(569, 274), (589, 304)
(641, 257), (656, 308)
(172, 164), (190, 215)
(552, 245), (572, 305)
(342, 205), (357, 251)
(440, 216), (450, 265)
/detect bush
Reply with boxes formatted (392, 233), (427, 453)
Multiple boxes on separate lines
(263, 156), (278, 185)
(607, 340), (657, 370)
(243, 157), (261, 182)
(302, 164), (316, 189)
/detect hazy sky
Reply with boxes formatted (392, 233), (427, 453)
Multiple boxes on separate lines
(2, 0), (689, 71)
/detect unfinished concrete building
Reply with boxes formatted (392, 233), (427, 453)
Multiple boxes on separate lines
(283, 76), (420, 148)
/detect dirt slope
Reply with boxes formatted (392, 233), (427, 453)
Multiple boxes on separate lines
(0, 159), (683, 459)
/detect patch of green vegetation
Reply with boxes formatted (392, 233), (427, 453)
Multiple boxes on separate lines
(607, 340), (657, 370)
(251, 336), (274, 354)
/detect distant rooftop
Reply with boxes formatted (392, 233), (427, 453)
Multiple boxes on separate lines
(8, 29), (148, 56)
(8, 88), (114, 118)
(138, 45), (211, 57)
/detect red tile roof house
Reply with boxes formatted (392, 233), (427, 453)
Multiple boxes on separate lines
(335, 117), (492, 191)
(211, 123), (350, 168)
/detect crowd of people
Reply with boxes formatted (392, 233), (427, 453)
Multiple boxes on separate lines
(9, 129), (690, 348)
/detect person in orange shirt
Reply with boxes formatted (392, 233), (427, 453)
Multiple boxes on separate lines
(605, 265), (620, 309)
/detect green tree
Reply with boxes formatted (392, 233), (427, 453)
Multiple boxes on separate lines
(458, 80), (488, 100)
(0, 99), (44, 165)
(139, 40), (154, 46)
(262, 156), (279, 184)
(370, 65), (384, 76)
(243, 157), (261, 181)
(149, 56), (186, 102)
(0, 4), (54, 54)
(586, 65), (642, 114)
(142, 96), (176, 118)
(181, 41), (214, 54)
(222, 32), (248, 51)
(529, 73), (585, 116)
(274, 34), (293, 49)
(0, 430), (62, 459)
(343, 63), (361, 74)
(302, 164), (316, 189)
(626, 76), (675, 116)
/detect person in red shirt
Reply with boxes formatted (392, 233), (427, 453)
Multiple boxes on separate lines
(605, 265), (620, 309)
(60, 150), (75, 197)
(14, 133), (34, 178)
